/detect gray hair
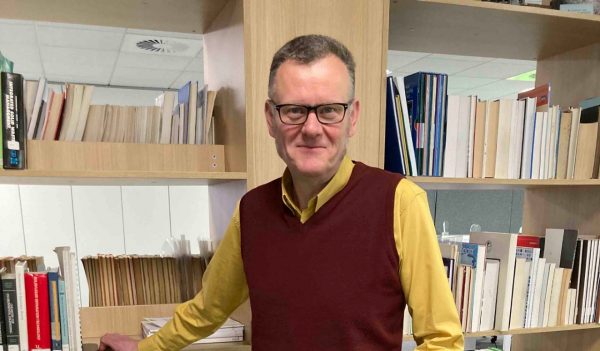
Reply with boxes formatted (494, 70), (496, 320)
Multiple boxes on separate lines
(268, 34), (356, 100)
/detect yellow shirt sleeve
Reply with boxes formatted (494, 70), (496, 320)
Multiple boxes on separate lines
(138, 205), (249, 351)
(394, 179), (464, 350)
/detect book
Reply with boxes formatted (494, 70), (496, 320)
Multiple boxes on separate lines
(573, 97), (599, 179)
(459, 242), (486, 332)
(521, 97), (537, 179)
(1, 272), (19, 351)
(27, 78), (47, 140)
(518, 83), (550, 112)
(57, 279), (69, 351)
(14, 262), (28, 351)
(543, 228), (579, 269)
(479, 259), (500, 331)
(25, 272), (51, 350)
(47, 270), (62, 351)
(469, 232), (518, 331)
(556, 110), (572, 179)
(483, 100), (500, 178)
(472, 100), (486, 178)
(1, 72), (26, 169)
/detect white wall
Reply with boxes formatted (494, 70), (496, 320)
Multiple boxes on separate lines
(0, 183), (232, 307)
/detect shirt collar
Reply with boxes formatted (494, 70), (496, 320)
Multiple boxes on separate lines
(281, 155), (355, 222)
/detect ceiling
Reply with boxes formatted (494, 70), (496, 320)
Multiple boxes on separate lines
(0, 18), (535, 101)
(0, 19), (204, 90)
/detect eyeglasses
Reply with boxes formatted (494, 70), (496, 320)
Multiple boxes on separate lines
(269, 100), (352, 125)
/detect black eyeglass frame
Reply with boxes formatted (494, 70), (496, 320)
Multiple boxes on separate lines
(268, 99), (353, 125)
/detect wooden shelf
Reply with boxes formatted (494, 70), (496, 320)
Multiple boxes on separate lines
(408, 176), (600, 190)
(389, 0), (600, 60)
(0, 0), (227, 34)
(0, 169), (247, 185)
(0, 141), (247, 185)
(403, 323), (600, 340)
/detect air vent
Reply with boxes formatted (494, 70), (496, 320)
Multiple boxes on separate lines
(122, 33), (202, 57)
(136, 39), (189, 54)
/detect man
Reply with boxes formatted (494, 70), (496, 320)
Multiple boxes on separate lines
(100, 34), (463, 351)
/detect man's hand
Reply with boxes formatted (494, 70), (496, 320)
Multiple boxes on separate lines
(98, 333), (139, 351)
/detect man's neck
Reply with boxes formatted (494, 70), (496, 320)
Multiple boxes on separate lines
(290, 172), (333, 210)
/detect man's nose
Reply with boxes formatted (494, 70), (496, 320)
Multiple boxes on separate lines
(301, 110), (322, 135)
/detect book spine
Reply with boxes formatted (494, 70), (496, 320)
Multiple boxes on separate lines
(2, 275), (20, 351)
(46, 273), (61, 351)
(14, 263), (28, 351)
(1, 276), (6, 351)
(1, 72), (26, 169)
(56, 281), (68, 351)
(24, 273), (51, 351)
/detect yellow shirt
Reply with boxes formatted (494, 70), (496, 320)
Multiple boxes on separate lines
(139, 156), (463, 350)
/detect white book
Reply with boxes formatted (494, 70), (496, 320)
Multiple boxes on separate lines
(539, 112), (549, 179)
(73, 85), (95, 141)
(548, 267), (564, 327)
(395, 76), (417, 176)
(542, 263), (556, 327)
(443, 95), (460, 178)
(588, 240), (600, 323)
(566, 107), (581, 179)
(15, 261), (29, 351)
(520, 97), (537, 179)
(469, 232), (518, 331)
(531, 112), (544, 179)
(54, 247), (82, 351)
(509, 258), (530, 329)
(494, 99), (513, 179)
(508, 99), (526, 179)
(467, 96), (477, 178)
(455, 95), (472, 178)
(479, 259), (500, 332)
(546, 106), (557, 179)
(158, 91), (176, 144)
(523, 247), (540, 328)
(27, 77), (47, 140)
(584, 239), (597, 323)
(530, 257), (546, 328)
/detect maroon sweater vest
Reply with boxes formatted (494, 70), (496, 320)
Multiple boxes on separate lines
(240, 162), (406, 350)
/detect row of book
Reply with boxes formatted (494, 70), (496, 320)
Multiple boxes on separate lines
(0, 247), (82, 351)
(142, 317), (244, 344)
(1, 69), (218, 170)
(385, 72), (600, 180)
(81, 253), (213, 307)
(434, 229), (600, 334)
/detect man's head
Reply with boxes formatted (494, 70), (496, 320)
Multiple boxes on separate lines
(265, 35), (360, 183)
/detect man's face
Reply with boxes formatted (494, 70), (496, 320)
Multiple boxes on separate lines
(265, 54), (360, 181)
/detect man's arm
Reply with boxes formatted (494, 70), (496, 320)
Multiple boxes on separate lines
(394, 180), (463, 350)
(137, 205), (249, 351)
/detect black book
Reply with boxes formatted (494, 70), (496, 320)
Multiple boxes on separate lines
(0, 273), (19, 350)
(1, 71), (26, 169)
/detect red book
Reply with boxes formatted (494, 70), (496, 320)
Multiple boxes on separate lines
(517, 234), (541, 248)
(25, 272), (51, 351)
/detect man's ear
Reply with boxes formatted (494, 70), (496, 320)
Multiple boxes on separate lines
(265, 100), (276, 137)
(348, 99), (360, 137)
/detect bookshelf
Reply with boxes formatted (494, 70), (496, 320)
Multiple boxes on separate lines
(2, 0), (600, 350)
(390, 1), (600, 350)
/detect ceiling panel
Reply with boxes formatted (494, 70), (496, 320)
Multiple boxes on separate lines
(397, 57), (484, 75)
(116, 52), (192, 71)
(111, 66), (181, 88)
(0, 20), (36, 44)
(36, 23), (125, 51)
(387, 51), (429, 70)
(41, 46), (117, 78)
(456, 60), (536, 79)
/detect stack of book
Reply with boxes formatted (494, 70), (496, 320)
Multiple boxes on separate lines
(141, 317), (244, 344)
(385, 72), (600, 180)
(432, 229), (600, 334)
(0, 247), (82, 351)
(1, 68), (219, 170)
(81, 253), (213, 307)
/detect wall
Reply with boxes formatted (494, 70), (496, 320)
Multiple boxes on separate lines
(0, 183), (216, 307)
